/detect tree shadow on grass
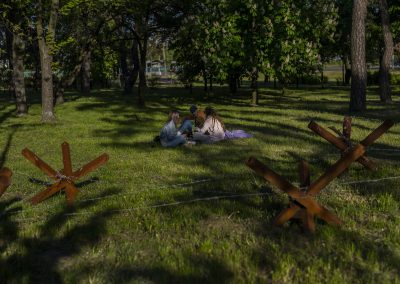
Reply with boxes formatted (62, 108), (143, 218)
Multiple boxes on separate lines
(235, 170), (400, 280)
(0, 198), (22, 253)
(251, 222), (400, 282)
(365, 142), (400, 162)
(52, 85), (399, 281)
(28, 176), (101, 189)
(146, 135), (399, 282)
(0, 104), (16, 126)
(104, 254), (234, 283)
(0, 126), (18, 169)
(0, 190), (116, 283)
(82, 85), (398, 177)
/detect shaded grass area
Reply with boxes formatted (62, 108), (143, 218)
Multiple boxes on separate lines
(0, 84), (399, 283)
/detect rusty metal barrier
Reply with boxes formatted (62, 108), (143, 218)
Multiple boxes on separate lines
(22, 142), (109, 206)
(246, 144), (365, 233)
(308, 118), (394, 170)
(0, 167), (12, 198)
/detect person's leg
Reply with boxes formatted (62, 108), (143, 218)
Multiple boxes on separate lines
(192, 133), (212, 143)
(179, 119), (193, 134)
(163, 135), (186, 147)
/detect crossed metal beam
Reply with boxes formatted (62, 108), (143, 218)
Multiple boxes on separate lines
(0, 167), (12, 198)
(246, 144), (365, 233)
(22, 142), (109, 206)
(308, 118), (394, 170)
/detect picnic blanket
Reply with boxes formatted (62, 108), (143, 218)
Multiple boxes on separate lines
(224, 130), (253, 139)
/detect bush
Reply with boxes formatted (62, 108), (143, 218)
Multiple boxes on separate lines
(367, 71), (400, 85)
(0, 68), (12, 89)
(148, 76), (160, 88)
(391, 73), (400, 85)
(367, 71), (380, 85)
(288, 74), (328, 85)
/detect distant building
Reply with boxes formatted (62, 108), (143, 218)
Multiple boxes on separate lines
(146, 60), (164, 76)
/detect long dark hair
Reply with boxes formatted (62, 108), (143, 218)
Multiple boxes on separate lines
(205, 107), (225, 131)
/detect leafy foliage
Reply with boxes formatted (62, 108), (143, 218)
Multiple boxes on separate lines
(172, 0), (338, 87)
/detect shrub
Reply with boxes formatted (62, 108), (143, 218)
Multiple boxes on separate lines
(288, 74), (328, 85)
(391, 73), (400, 85)
(367, 71), (400, 85)
(367, 71), (379, 85)
(148, 76), (160, 88)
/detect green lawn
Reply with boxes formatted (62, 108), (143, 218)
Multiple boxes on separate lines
(0, 84), (399, 283)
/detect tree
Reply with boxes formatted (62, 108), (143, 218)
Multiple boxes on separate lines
(173, 0), (337, 104)
(0, 1), (29, 115)
(350, 0), (368, 112)
(234, 0), (273, 105)
(173, 0), (241, 95)
(388, 0), (400, 44)
(12, 30), (28, 115)
(0, 25), (13, 98)
(378, 0), (394, 103)
(54, 0), (112, 103)
(112, 15), (140, 94)
(330, 0), (353, 85)
(35, 0), (59, 122)
(246, 0), (336, 96)
(110, 0), (185, 106)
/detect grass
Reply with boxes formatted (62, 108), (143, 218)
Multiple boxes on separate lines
(0, 83), (400, 283)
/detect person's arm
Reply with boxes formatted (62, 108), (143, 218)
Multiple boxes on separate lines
(198, 117), (211, 134)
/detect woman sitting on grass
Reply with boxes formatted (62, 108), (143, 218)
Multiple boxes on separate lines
(187, 105), (206, 128)
(193, 107), (226, 143)
(160, 110), (193, 147)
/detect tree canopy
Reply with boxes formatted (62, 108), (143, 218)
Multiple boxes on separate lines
(0, 0), (399, 118)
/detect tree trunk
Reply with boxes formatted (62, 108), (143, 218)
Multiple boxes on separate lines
(264, 73), (269, 84)
(120, 42), (128, 89)
(250, 14), (259, 106)
(38, 41), (56, 122)
(55, 53), (87, 104)
(350, 0), (367, 112)
(5, 30), (14, 100)
(344, 56), (351, 85)
(203, 74), (208, 92)
(341, 59), (345, 85)
(321, 67), (324, 89)
(229, 73), (237, 94)
(38, 42), (56, 121)
(251, 67), (259, 106)
(36, 0), (59, 122)
(137, 41), (147, 106)
(81, 50), (91, 94)
(6, 30), (13, 72)
(138, 37), (147, 89)
(378, 0), (394, 103)
(33, 64), (41, 92)
(124, 39), (140, 94)
(12, 33), (28, 115)
(131, 39), (140, 86)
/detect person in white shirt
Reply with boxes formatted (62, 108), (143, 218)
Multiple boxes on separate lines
(160, 110), (187, 147)
(193, 107), (225, 143)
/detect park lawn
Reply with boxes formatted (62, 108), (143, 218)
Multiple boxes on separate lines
(0, 84), (399, 283)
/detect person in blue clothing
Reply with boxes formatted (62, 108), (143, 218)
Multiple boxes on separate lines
(160, 110), (194, 147)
